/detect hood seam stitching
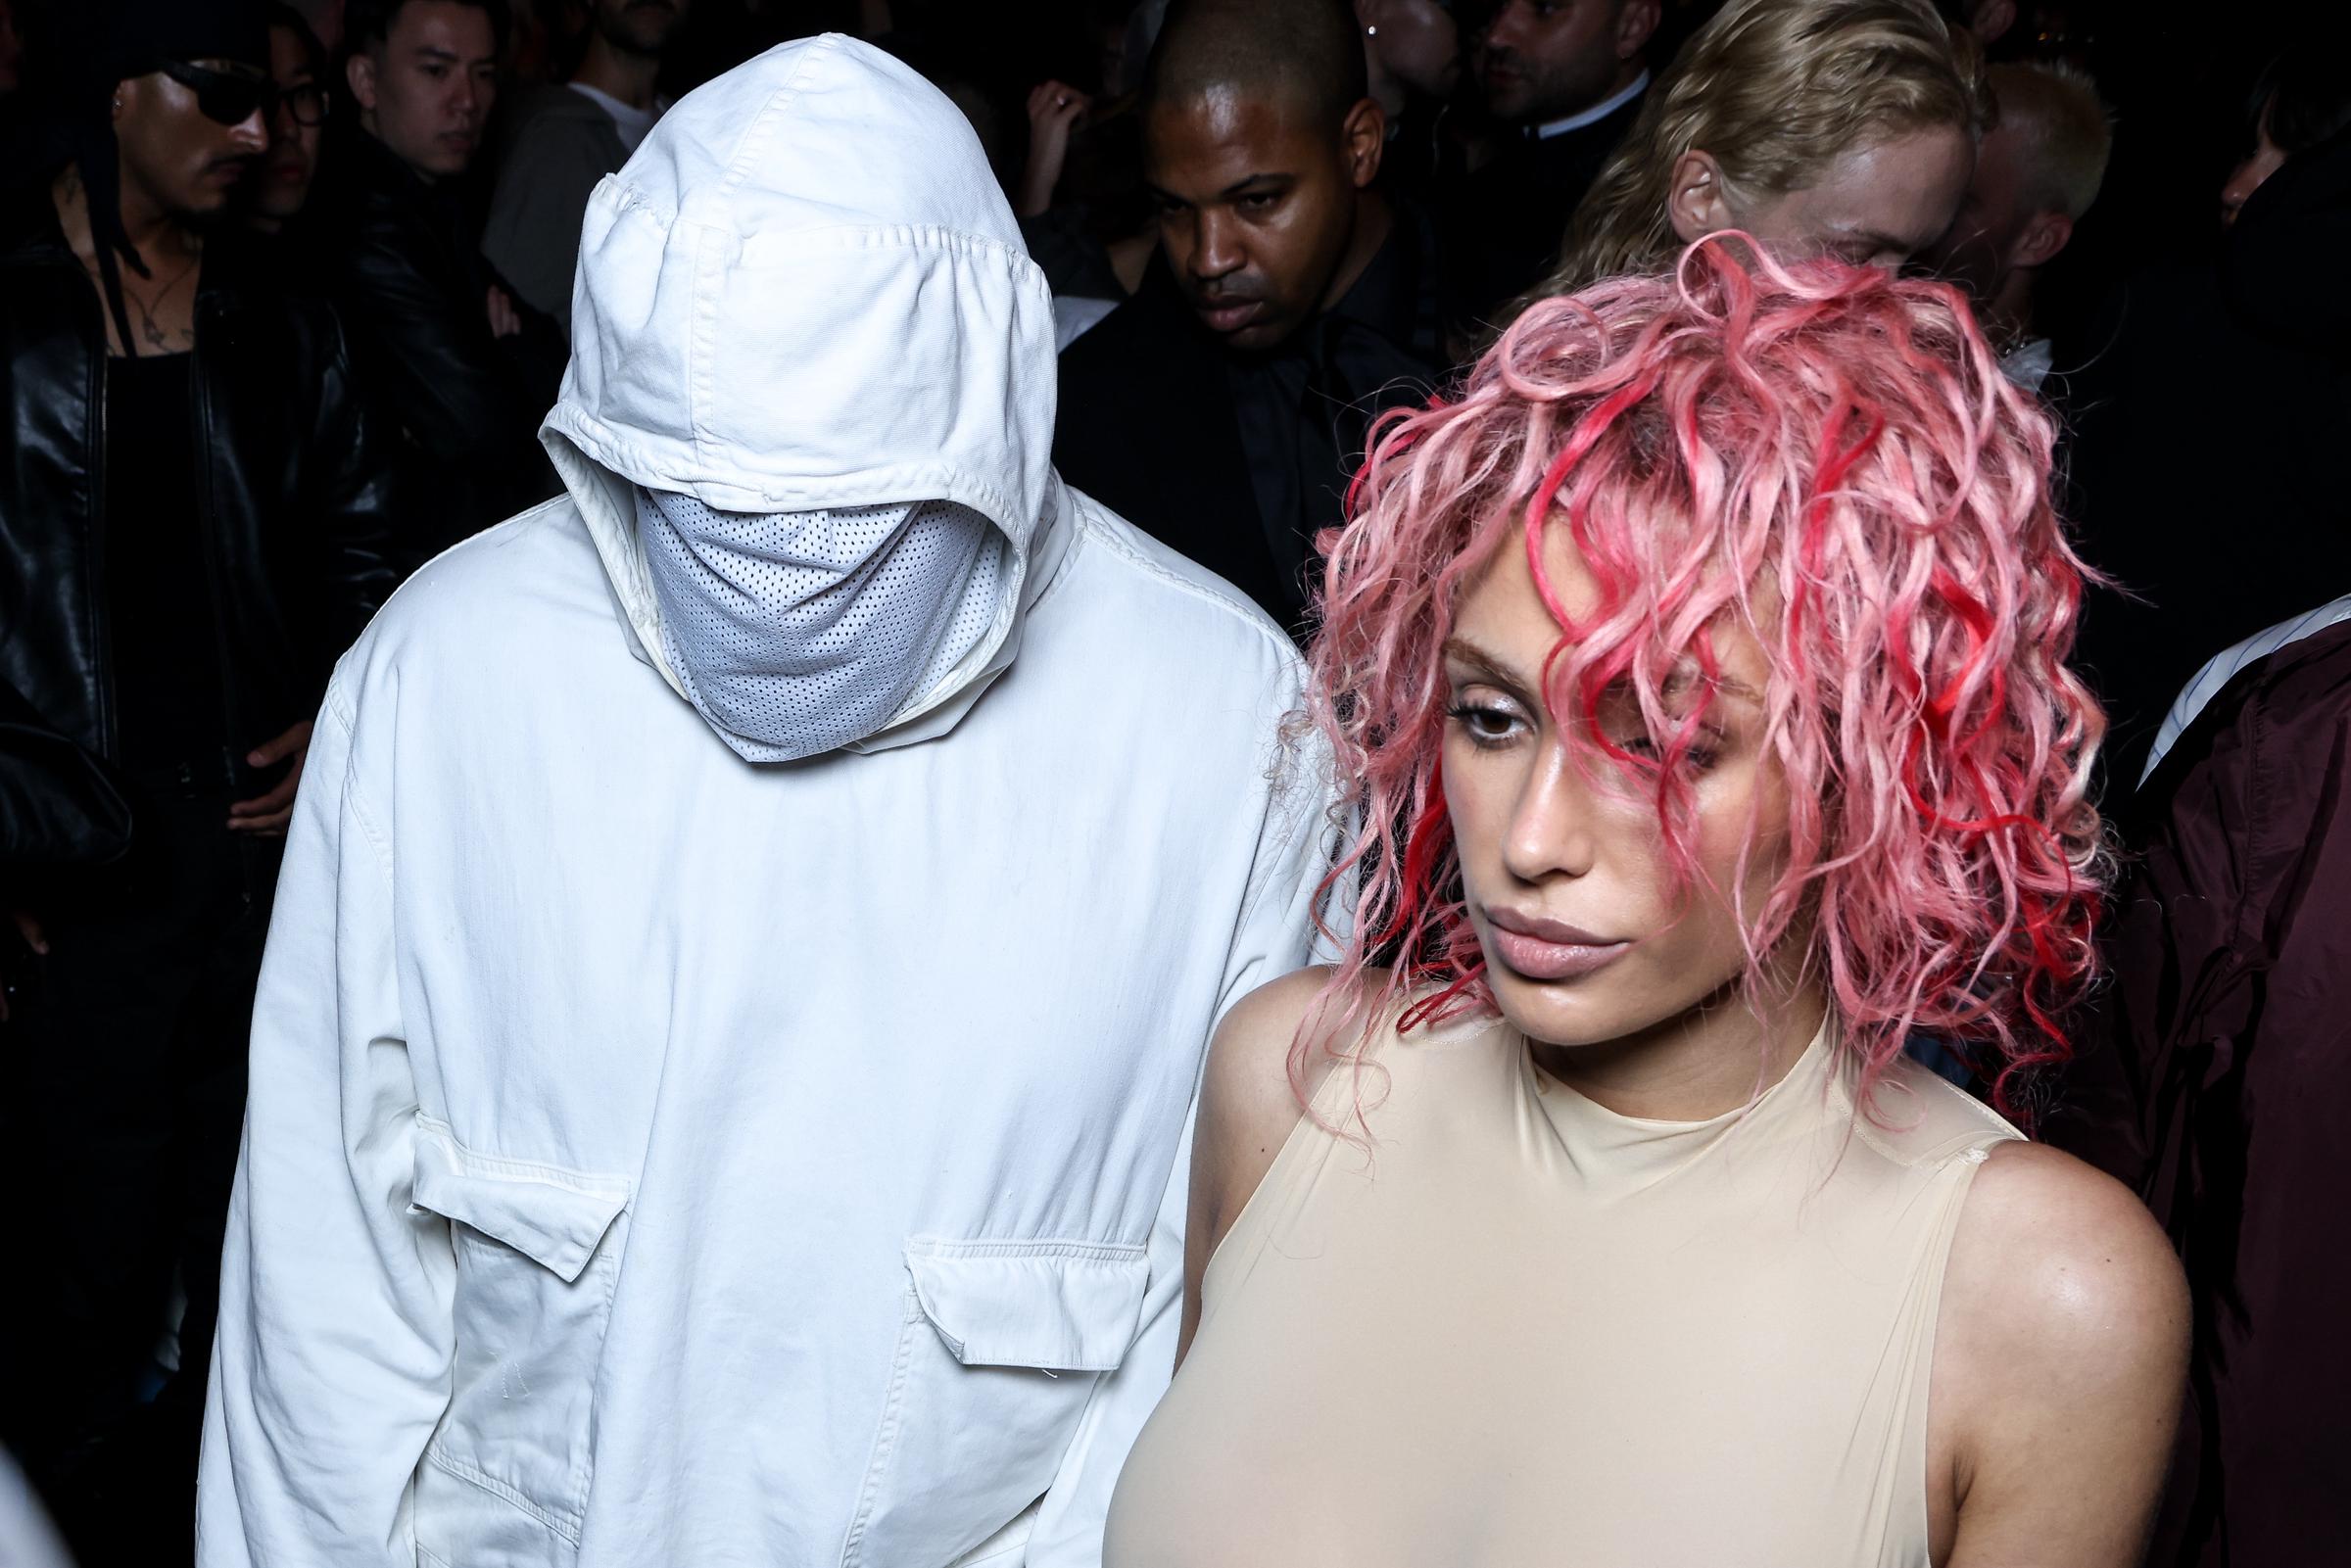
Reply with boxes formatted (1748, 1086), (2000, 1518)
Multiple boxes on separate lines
(719, 32), (840, 197)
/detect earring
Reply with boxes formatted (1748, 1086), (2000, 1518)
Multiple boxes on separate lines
(1366, 24), (1378, 36)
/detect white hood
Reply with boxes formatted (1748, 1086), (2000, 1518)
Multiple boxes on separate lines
(540, 33), (1063, 752)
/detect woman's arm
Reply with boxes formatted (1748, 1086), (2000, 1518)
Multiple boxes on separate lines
(1173, 966), (1354, 1369)
(1930, 1141), (2190, 1567)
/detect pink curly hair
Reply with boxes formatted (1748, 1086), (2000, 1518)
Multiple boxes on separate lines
(1302, 235), (2107, 1123)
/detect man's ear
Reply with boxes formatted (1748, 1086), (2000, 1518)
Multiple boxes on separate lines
(347, 49), (378, 113)
(1617, 0), (1663, 62)
(1666, 149), (1733, 244)
(2013, 209), (2074, 270)
(1342, 96), (1387, 190)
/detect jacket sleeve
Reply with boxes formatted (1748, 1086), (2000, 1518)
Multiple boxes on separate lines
(198, 674), (455, 1567)
(307, 304), (402, 663)
(1024, 675), (1331, 1567)
(0, 674), (132, 870)
(335, 213), (547, 471)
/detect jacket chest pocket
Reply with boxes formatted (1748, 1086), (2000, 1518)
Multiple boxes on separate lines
(408, 1123), (634, 1568)
(840, 1235), (1151, 1567)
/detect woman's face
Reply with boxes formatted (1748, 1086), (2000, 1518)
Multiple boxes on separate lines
(1674, 123), (1976, 271)
(1441, 522), (1794, 1054)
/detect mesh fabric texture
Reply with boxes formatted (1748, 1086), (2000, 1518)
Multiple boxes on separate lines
(637, 489), (1007, 762)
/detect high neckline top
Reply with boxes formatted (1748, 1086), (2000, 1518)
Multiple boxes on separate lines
(1107, 1008), (2019, 1567)
(1514, 1012), (1838, 1191)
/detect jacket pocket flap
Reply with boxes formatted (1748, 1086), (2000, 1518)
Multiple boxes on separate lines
(903, 1237), (1149, 1372)
(411, 1120), (632, 1284)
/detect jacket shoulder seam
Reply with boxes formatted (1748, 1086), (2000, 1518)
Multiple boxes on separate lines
(1071, 501), (1300, 664)
(317, 674), (396, 887)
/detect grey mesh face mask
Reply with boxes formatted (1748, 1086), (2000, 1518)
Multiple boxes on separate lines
(636, 489), (1008, 762)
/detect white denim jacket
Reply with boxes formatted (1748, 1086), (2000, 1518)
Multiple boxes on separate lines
(198, 35), (1326, 1568)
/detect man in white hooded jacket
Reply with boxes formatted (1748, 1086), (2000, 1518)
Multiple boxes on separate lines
(196, 34), (1327, 1568)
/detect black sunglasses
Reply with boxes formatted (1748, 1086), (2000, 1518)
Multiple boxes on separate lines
(157, 60), (328, 129)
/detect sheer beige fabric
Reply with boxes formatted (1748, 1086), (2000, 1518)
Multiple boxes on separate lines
(1106, 1012), (2018, 1566)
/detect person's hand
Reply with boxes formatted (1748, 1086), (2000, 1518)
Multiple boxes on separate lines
(227, 720), (313, 836)
(1018, 80), (1092, 218)
(1, 910), (47, 1023)
(487, 284), (522, 339)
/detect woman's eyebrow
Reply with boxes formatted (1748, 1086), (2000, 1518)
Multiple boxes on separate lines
(1440, 636), (1533, 693)
(1444, 637), (1764, 710)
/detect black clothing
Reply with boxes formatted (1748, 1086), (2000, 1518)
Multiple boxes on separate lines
(0, 671), (133, 1061)
(1441, 93), (1645, 335)
(101, 353), (235, 784)
(2, 792), (278, 1567)
(92, 0), (268, 74)
(1019, 206), (1128, 304)
(1053, 210), (1440, 631)
(0, 192), (398, 777)
(2224, 126), (2351, 355)
(312, 128), (567, 558)
(2044, 618), (2351, 1567)
(2065, 161), (2351, 779)
(0, 186), (392, 1563)
(0, 676), (131, 876)
(1378, 101), (1469, 213)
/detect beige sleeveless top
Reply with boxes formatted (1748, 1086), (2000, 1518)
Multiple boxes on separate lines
(1105, 1012), (2019, 1566)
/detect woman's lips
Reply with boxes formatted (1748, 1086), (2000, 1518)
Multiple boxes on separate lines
(1485, 911), (1632, 982)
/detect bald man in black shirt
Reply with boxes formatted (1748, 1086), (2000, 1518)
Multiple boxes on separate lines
(1052, 0), (1438, 634)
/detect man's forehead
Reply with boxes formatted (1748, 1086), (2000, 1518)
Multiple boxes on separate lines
(1145, 84), (1327, 184)
(391, 1), (497, 52)
(1511, 0), (1615, 46)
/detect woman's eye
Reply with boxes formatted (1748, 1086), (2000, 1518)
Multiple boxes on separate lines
(1447, 701), (1523, 746)
(1607, 729), (1723, 772)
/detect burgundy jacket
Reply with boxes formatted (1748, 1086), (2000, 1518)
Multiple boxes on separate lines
(2048, 616), (2351, 1566)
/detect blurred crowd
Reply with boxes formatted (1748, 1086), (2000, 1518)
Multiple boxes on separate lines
(0, 0), (2343, 1564)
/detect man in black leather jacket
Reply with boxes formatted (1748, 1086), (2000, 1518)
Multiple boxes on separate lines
(0, 1), (397, 1553)
(318, 0), (567, 559)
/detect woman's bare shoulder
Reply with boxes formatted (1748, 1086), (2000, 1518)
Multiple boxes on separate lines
(1197, 967), (1374, 1171)
(1932, 1140), (2189, 1563)
(1945, 1140), (2187, 1372)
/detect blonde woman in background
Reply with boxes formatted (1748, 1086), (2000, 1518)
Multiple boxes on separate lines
(1533, 0), (1987, 303)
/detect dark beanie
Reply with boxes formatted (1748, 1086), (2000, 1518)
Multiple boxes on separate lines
(100, 0), (272, 79)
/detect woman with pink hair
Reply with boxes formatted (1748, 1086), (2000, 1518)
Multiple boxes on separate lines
(1104, 238), (2186, 1565)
